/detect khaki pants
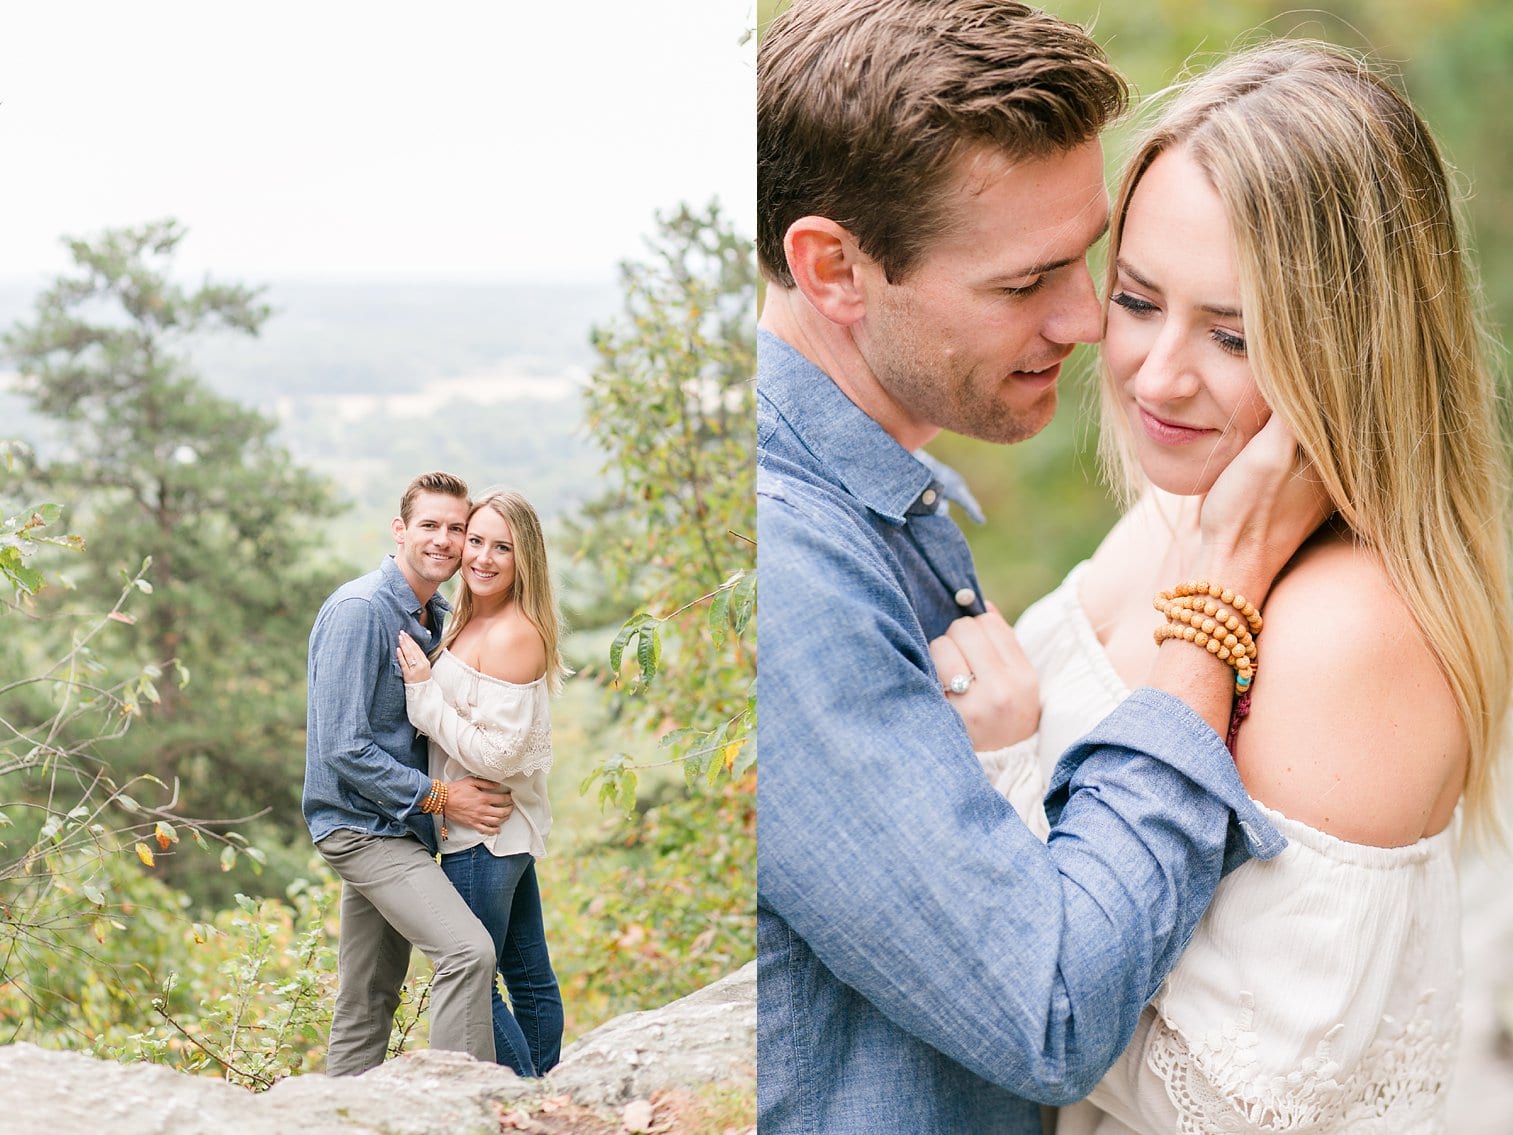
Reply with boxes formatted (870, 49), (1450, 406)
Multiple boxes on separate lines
(316, 828), (496, 1074)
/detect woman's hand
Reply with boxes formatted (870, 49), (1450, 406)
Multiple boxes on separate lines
(1199, 414), (1331, 605)
(397, 631), (433, 684)
(930, 604), (1040, 751)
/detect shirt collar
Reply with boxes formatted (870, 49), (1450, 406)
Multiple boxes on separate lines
(379, 553), (453, 616)
(759, 329), (984, 525)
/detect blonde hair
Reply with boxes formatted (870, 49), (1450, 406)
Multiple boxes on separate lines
(441, 487), (571, 694)
(1100, 40), (1513, 838)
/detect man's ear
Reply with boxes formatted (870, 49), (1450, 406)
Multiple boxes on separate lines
(391, 516), (406, 545)
(783, 216), (872, 327)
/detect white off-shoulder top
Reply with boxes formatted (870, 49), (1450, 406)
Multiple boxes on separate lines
(405, 649), (553, 860)
(996, 563), (1461, 1134)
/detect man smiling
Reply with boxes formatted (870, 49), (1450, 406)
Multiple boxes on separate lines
(302, 471), (513, 1074)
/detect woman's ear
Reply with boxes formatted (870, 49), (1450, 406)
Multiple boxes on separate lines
(783, 215), (871, 327)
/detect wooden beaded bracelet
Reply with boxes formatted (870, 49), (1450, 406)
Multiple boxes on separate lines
(1153, 597), (1256, 662)
(1160, 579), (1263, 634)
(1152, 582), (1262, 696)
(420, 777), (449, 841)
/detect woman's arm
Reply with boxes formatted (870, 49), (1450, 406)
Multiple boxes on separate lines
(398, 630), (551, 781)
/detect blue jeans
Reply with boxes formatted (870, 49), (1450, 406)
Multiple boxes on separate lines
(441, 846), (563, 1076)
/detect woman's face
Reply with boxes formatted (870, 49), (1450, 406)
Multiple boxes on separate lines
(462, 506), (516, 600)
(1103, 145), (1271, 496)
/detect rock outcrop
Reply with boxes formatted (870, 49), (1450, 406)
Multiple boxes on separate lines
(0, 961), (754, 1135)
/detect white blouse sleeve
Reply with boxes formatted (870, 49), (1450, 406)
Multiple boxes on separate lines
(1084, 806), (1461, 1134)
(404, 676), (551, 781)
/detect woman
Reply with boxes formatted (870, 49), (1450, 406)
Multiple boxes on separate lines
(396, 486), (571, 1077)
(944, 41), (1511, 1132)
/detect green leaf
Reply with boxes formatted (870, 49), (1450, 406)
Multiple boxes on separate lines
(6, 563), (45, 596)
(731, 570), (757, 636)
(636, 621), (662, 686)
(609, 612), (657, 682)
(616, 769), (639, 813)
(657, 726), (699, 752)
(82, 884), (106, 906)
(221, 846), (239, 872)
(708, 584), (732, 646)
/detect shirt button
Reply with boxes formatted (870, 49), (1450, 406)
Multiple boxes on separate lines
(921, 488), (939, 507)
(954, 587), (978, 607)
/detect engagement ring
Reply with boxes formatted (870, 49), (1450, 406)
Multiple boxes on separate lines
(947, 672), (975, 695)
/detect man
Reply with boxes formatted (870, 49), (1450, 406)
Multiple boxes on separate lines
(756, 2), (1325, 1132)
(303, 471), (513, 1074)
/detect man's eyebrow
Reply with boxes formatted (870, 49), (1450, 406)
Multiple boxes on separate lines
(992, 216), (1111, 283)
(1116, 257), (1243, 319)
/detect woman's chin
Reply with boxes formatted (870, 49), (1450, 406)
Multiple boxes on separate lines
(1141, 465), (1220, 498)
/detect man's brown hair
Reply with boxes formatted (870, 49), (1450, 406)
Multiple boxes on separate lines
(398, 471), (470, 524)
(758, 0), (1128, 286)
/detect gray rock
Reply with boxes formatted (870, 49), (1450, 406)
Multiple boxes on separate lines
(550, 959), (756, 1106)
(0, 961), (755, 1135)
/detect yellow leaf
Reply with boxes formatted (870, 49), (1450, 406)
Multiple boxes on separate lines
(722, 739), (744, 770)
(135, 842), (155, 868)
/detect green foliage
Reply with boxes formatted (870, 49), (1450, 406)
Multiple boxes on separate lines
(0, 513), (264, 1046)
(561, 201), (757, 1034)
(3, 220), (351, 900)
(0, 498), (85, 603)
(546, 776), (755, 1036)
(570, 202), (757, 806)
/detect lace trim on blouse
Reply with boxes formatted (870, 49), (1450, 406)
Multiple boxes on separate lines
(1147, 988), (1457, 1134)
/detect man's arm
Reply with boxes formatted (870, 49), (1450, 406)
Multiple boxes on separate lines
(758, 417), (1325, 1102)
(757, 503), (1279, 1104)
(308, 598), (430, 816)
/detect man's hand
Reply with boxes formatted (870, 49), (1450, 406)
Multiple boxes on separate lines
(1198, 414), (1331, 604)
(445, 776), (513, 835)
(930, 605), (1039, 751)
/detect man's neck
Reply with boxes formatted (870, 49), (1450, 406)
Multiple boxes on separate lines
(760, 287), (940, 452)
(395, 558), (440, 610)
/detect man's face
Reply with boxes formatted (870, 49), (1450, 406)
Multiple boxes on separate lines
(852, 140), (1109, 446)
(391, 491), (469, 590)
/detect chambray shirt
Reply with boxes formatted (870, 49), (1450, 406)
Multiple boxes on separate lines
(302, 555), (451, 852)
(755, 331), (1286, 1135)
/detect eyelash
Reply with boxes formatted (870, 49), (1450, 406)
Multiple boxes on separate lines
(1001, 276), (1049, 298)
(1111, 291), (1247, 357)
(468, 536), (509, 551)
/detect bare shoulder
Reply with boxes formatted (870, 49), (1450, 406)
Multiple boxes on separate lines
(1234, 534), (1466, 846)
(475, 613), (549, 685)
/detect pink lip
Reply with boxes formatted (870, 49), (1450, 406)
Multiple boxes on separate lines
(1010, 359), (1063, 390)
(1139, 406), (1214, 446)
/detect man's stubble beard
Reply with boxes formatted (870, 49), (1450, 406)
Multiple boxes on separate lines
(877, 331), (1060, 447)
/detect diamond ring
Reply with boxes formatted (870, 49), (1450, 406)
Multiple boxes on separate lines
(946, 672), (975, 695)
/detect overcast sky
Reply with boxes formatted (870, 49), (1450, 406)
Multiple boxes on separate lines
(0, 1), (755, 285)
